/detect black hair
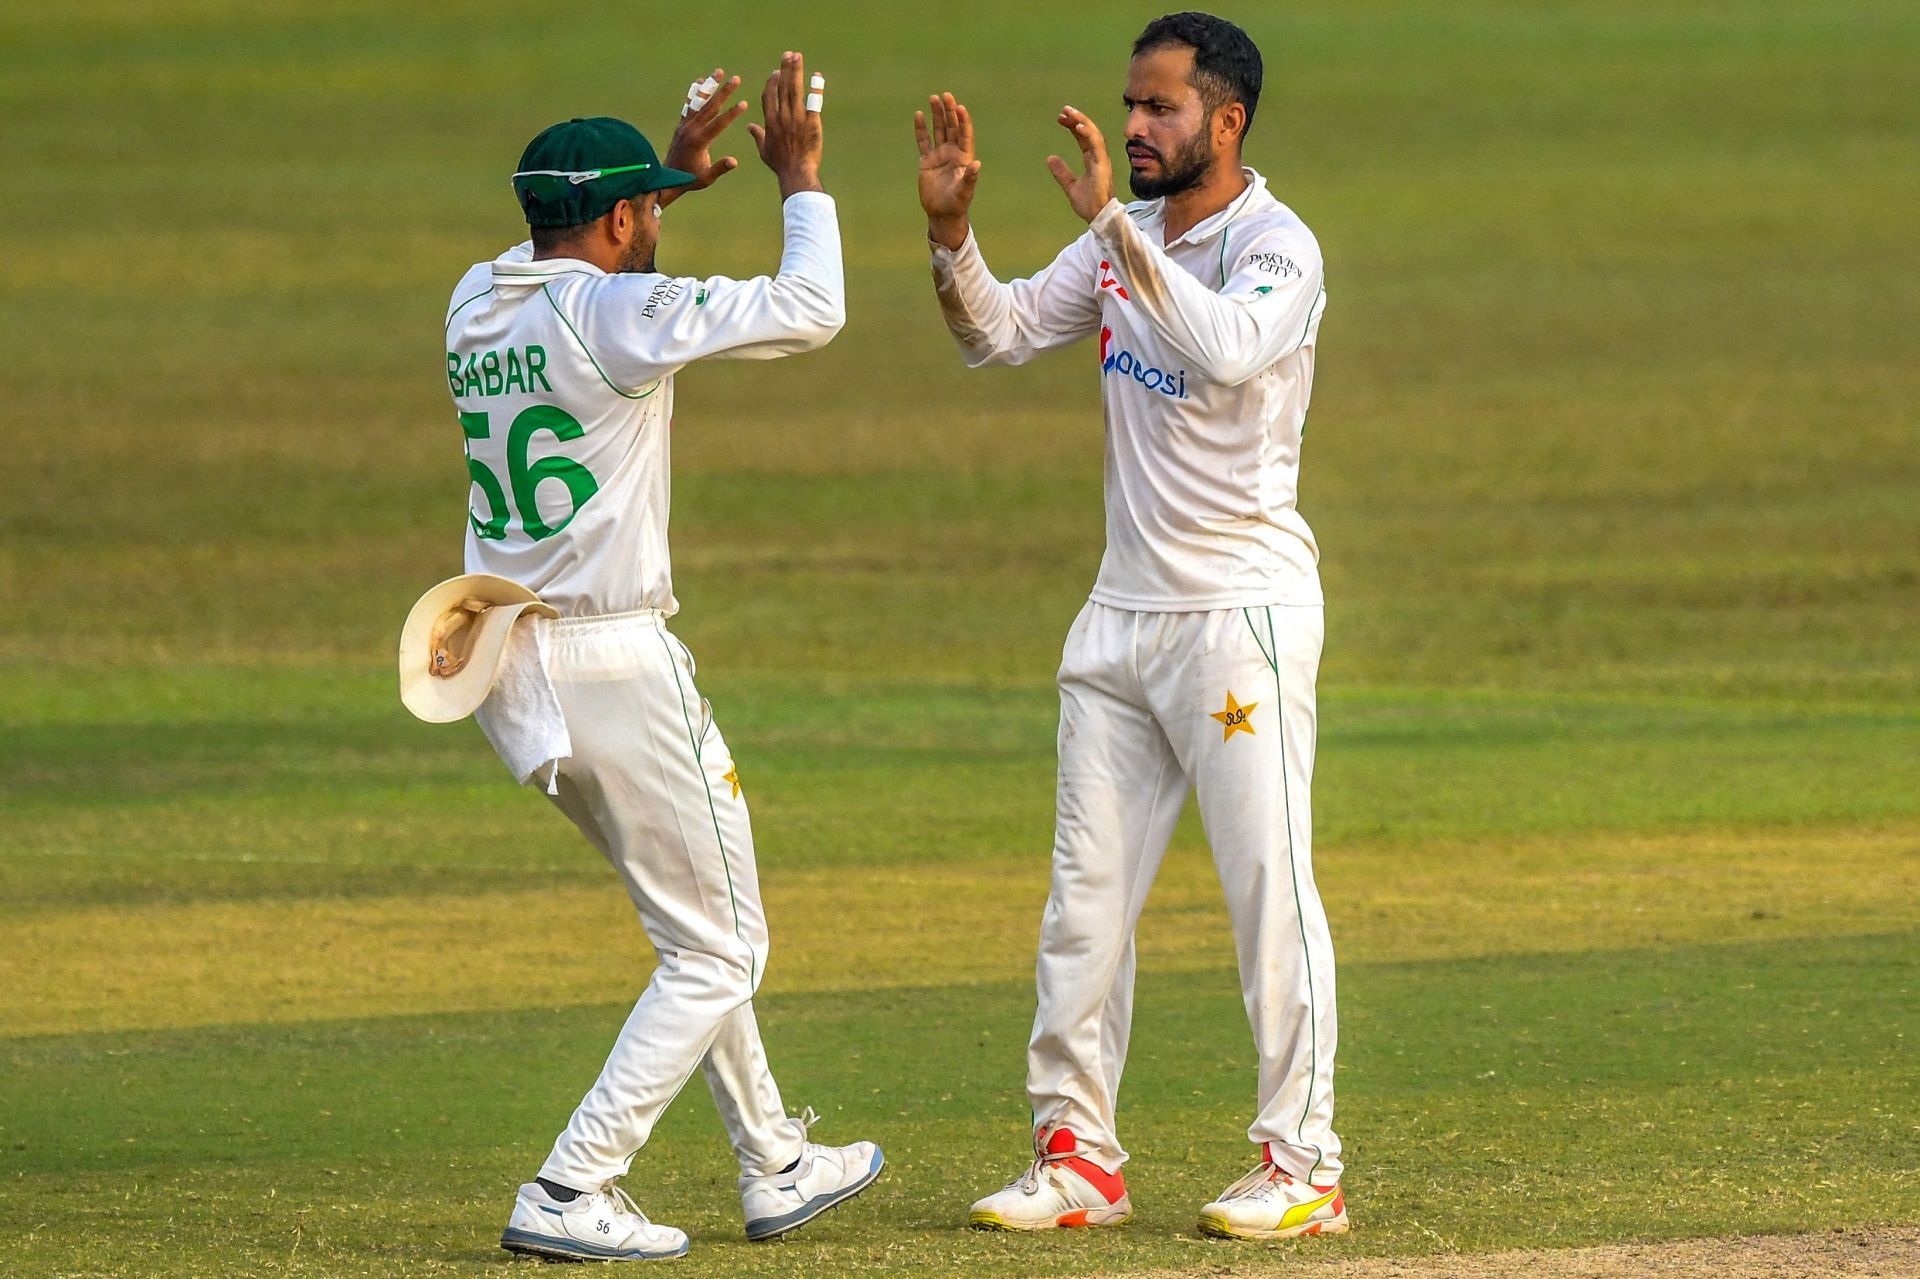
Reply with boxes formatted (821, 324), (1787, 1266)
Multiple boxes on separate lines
(529, 222), (592, 254)
(1132, 11), (1264, 140)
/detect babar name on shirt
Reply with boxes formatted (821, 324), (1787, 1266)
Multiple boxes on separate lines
(447, 344), (553, 398)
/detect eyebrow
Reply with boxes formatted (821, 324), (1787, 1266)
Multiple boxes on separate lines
(1122, 93), (1176, 108)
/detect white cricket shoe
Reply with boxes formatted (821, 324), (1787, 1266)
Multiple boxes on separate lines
(740, 1108), (886, 1241)
(968, 1124), (1132, 1231)
(1198, 1149), (1348, 1240)
(500, 1181), (689, 1262)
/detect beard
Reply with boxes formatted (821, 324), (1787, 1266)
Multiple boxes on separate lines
(616, 238), (656, 274)
(1126, 130), (1213, 199)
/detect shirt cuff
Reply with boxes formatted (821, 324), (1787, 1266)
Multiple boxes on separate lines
(928, 227), (978, 265)
(782, 190), (836, 217)
(1089, 198), (1130, 241)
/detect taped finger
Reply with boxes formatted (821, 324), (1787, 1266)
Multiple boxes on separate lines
(806, 72), (825, 114)
(682, 74), (720, 118)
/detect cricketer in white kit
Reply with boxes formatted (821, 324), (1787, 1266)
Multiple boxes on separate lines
(441, 56), (882, 1262)
(917, 13), (1347, 1241)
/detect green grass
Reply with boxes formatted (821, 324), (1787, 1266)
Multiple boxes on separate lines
(2, 0), (1918, 1274)
(7, 938), (1915, 1275)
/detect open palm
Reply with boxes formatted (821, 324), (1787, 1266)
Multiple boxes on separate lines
(915, 92), (981, 220)
(1046, 105), (1113, 223)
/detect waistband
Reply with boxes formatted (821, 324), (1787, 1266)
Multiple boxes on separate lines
(550, 608), (667, 638)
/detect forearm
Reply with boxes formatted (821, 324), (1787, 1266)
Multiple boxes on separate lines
(769, 191), (845, 340)
(929, 231), (1022, 366)
(610, 193), (844, 375)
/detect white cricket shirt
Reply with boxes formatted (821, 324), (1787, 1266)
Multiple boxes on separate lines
(931, 169), (1327, 609)
(444, 192), (844, 617)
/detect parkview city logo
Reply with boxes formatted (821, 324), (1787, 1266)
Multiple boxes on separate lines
(1100, 327), (1189, 399)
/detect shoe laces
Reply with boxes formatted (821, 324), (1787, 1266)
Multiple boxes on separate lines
(595, 1183), (651, 1225)
(1219, 1160), (1290, 1203)
(762, 1105), (826, 1178)
(1011, 1125), (1092, 1196)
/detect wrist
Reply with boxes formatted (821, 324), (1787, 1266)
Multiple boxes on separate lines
(776, 165), (824, 199)
(928, 215), (970, 253)
(1079, 189), (1115, 223)
(1087, 196), (1125, 232)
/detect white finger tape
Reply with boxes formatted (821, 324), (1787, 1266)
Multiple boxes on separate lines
(681, 75), (720, 118)
(806, 73), (825, 113)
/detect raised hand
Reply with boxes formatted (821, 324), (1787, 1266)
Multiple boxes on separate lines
(659, 66), (748, 209)
(747, 50), (825, 198)
(1045, 106), (1114, 224)
(915, 92), (981, 249)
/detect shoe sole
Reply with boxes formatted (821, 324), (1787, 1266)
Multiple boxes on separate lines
(969, 1199), (1133, 1231)
(1197, 1208), (1349, 1241)
(745, 1147), (887, 1242)
(500, 1227), (689, 1262)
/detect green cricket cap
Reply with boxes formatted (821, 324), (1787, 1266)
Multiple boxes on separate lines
(512, 116), (697, 228)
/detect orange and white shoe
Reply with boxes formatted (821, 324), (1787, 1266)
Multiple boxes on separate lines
(968, 1125), (1132, 1231)
(1198, 1148), (1347, 1240)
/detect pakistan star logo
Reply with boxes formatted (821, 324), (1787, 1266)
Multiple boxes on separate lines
(1210, 691), (1258, 742)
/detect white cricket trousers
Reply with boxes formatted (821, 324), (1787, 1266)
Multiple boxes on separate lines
(529, 610), (805, 1190)
(1028, 601), (1342, 1185)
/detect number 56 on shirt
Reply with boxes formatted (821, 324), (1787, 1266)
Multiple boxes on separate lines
(459, 406), (600, 542)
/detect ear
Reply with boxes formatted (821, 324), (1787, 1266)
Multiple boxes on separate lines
(606, 201), (634, 246)
(1214, 101), (1247, 150)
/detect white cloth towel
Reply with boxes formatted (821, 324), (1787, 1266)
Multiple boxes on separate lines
(473, 614), (571, 793)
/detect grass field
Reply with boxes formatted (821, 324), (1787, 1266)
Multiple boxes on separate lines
(3, 1), (1917, 1276)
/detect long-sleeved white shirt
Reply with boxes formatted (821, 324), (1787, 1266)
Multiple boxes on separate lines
(931, 169), (1326, 609)
(444, 192), (844, 616)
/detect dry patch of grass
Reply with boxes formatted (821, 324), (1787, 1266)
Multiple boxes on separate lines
(1113, 1225), (1920, 1278)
